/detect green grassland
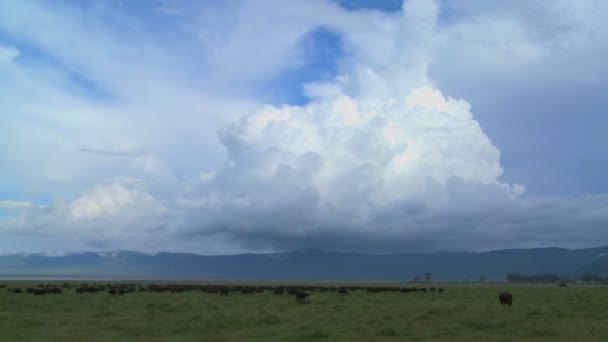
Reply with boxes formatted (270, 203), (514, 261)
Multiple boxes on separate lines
(1, 282), (607, 341)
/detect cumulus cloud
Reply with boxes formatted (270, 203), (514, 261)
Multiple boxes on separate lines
(166, 0), (529, 252)
(175, 76), (525, 251)
(216, 88), (510, 206)
(1, 180), (175, 250)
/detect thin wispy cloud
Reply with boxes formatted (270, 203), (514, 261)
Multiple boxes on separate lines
(79, 149), (147, 158)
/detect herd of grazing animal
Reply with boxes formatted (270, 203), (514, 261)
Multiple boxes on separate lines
(2, 282), (516, 307)
(1, 282), (447, 302)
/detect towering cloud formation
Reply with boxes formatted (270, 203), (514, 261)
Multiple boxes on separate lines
(172, 0), (525, 251)
(211, 86), (515, 214)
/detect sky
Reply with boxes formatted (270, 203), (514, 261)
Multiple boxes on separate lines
(1, 0), (608, 255)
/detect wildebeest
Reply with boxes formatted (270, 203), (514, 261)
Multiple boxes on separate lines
(337, 287), (349, 294)
(437, 288), (445, 294)
(295, 291), (310, 304)
(499, 292), (513, 306)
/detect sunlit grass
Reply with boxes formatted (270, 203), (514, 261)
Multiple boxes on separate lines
(1, 282), (607, 341)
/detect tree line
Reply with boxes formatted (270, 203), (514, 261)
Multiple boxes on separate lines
(506, 272), (608, 284)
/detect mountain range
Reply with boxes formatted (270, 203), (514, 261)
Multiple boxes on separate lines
(1, 246), (608, 281)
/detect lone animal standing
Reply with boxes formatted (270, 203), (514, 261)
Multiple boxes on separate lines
(295, 291), (310, 304)
(499, 292), (513, 306)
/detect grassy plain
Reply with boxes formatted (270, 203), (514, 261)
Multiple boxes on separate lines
(1, 281), (607, 341)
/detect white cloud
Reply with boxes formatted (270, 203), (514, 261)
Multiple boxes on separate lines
(406, 86), (449, 112)
(174, 78), (522, 249)
(0, 200), (33, 210)
(434, 0), (608, 80)
(217, 86), (508, 206)
(437, 16), (548, 70)
(155, 0), (185, 16)
(41, 251), (69, 257)
(0, 45), (19, 61)
(0, 180), (175, 249)
(68, 181), (165, 220)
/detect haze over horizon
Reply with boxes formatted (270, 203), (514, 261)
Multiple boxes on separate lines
(1, 0), (608, 256)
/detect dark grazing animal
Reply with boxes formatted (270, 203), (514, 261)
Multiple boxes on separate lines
(499, 292), (513, 306)
(295, 291), (310, 304)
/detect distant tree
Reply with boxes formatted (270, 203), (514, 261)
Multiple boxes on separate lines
(424, 272), (432, 283)
(479, 275), (486, 283)
(580, 274), (602, 284)
(413, 275), (421, 282)
(580, 274), (592, 284)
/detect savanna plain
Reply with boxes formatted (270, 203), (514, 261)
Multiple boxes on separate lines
(1, 281), (607, 341)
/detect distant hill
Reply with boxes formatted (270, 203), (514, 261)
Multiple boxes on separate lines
(1, 246), (608, 281)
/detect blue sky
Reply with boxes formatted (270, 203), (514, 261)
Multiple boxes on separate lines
(1, 0), (608, 255)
